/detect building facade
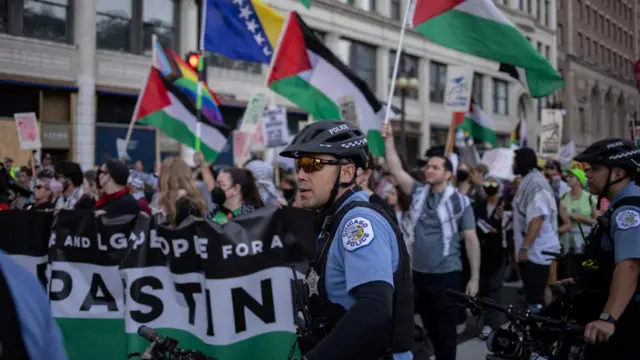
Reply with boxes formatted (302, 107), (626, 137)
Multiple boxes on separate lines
(557, 0), (639, 149)
(0, 0), (558, 170)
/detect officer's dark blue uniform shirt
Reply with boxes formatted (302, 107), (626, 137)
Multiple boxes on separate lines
(323, 190), (412, 360)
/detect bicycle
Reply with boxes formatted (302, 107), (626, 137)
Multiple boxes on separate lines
(447, 290), (585, 360)
(128, 325), (217, 360)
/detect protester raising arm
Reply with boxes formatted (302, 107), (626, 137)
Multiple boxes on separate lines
(380, 122), (414, 196)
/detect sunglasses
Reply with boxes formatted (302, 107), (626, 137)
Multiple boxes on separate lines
(483, 181), (499, 187)
(294, 157), (341, 173)
(35, 185), (49, 190)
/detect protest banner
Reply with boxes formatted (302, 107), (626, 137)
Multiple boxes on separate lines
(14, 112), (42, 150)
(0, 206), (317, 360)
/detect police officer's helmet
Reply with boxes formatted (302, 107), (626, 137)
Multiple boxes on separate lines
(574, 138), (640, 172)
(279, 120), (369, 169)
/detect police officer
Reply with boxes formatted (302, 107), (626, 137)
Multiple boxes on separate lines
(279, 120), (414, 360)
(573, 138), (640, 359)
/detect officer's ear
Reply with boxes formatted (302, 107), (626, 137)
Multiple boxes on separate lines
(340, 162), (357, 184)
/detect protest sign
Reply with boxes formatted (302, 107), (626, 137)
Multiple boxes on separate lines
(0, 207), (317, 360)
(14, 112), (41, 150)
(539, 109), (564, 156)
(262, 107), (289, 148)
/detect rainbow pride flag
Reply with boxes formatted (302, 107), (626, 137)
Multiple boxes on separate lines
(152, 38), (224, 125)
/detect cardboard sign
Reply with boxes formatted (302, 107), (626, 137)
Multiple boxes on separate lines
(261, 107), (289, 148)
(539, 109), (564, 156)
(14, 112), (41, 150)
(481, 148), (515, 181)
(444, 66), (474, 113)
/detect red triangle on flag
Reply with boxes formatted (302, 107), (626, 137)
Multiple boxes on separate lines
(413, 0), (465, 25)
(135, 68), (172, 120)
(267, 12), (313, 85)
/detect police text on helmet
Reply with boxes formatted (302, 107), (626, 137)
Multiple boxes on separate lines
(328, 124), (349, 135)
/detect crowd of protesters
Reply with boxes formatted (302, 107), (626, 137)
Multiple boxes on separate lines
(0, 143), (599, 357)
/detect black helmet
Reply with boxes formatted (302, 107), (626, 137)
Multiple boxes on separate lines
(574, 138), (640, 170)
(279, 120), (369, 169)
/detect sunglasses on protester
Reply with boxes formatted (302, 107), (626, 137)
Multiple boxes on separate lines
(35, 185), (50, 190)
(483, 181), (499, 187)
(294, 157), (342, 173)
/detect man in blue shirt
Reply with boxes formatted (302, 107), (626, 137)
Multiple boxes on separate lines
(280, 120), (414, 360)
(574, 138), (640, 360)
(380, 123), (480, 360)
(0, 249), (68, 360)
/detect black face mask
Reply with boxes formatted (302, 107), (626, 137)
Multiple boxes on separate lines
(212, 186), (227, 205)
(456, 170), (470, 182)
(484, 186), (499, 196)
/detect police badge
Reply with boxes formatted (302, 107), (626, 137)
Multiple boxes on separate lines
(305, 268), (320, 297)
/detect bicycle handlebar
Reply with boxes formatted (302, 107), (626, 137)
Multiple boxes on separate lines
(446, 290), (584, 334)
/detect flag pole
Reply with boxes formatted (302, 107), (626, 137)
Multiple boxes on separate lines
(195, 1), (207, 154)
(384, 0), (415, 125)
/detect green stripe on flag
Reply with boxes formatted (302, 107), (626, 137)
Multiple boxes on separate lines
(138, 111), (219, 161)
(269, 76), (341, 120)
(300, 0), (311, 8)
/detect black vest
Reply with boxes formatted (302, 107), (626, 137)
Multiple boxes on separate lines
(580, 196), (640, 320)
(305, 193), (414, 359)
(0, 264), (31, 359)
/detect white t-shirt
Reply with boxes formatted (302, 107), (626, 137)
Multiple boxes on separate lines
(514, 192), (561, 265)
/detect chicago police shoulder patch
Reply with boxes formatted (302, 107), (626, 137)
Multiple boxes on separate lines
(342, 217), (375, 251)
(615, 209), (640, 230)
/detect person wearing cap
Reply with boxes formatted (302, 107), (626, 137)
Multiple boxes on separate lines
(95, 159), (140, 216)
(571, 138), (640, 359)
(560, 168), (597, 254)
(128, 171), (152, 216)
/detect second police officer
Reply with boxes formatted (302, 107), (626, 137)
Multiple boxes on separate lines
(573, 138), (640, 360)
(279, 120), (414, 360)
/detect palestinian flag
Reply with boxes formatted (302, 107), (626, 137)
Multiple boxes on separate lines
(134, 67), (230, 161)
(412, 0), (563, 97)
(457, 101), (497, 147)
(266, 11), (387, 156)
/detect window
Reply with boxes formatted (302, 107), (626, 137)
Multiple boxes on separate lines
(492, 78), (509, 115)
(429, 61), (447, 103)
(472, 73), (484, 105)
(389, 50), (419, 99)
(558, 25), (563, 45)
(527, 0), (532, 14)
(390, 0), (401, 20)
(97, 0), (177, 54)
(23, 0), (71, 43)
(209, 53), (262, 74)
(545, 45), (550, 60)
(578, 33), (583, 55)
(544, 0), (550, 25)
(97, 0), (132, 51)
(142, 0), (175, 55)
(537, 42), (542, 54)
(519, 0), (525, 11)
(578, 0), (582, 19)
(0, 0), (8, 33)
(338, 38), (377, 91)
(338, 0), (375, 12)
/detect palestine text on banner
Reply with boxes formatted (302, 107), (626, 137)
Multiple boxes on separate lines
(152, 37), (224, 126)
(457, 101), (497, 147)
(412, 0), (563, 97)
(266, 11), (387, 156)
(200, 0), (284, 64)
(134, 67), (230, 162)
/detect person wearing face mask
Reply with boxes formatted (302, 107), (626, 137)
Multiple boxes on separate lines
(95, 159), (140, 216)
(455, 163), (472, 197)
(210, 167), (264, 224)
(473, 174), (508, 338)
(54, 161), (84, 210)
(512, 147), (560, 314)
